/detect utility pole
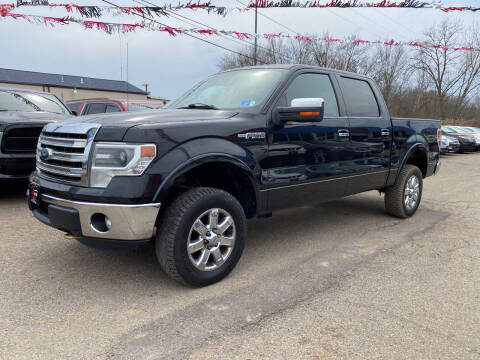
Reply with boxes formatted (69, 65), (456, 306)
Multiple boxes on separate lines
(254, 0), (258, 65)
(142, 83), (150, 96)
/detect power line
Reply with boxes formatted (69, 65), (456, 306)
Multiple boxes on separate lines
(100, 0), (264, 64)
(236, 0), (300, 35)
(350, 8), (411, 42)
(137, 0), (296, 63)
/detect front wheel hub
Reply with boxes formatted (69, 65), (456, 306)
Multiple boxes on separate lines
(187, 208), (236, 271)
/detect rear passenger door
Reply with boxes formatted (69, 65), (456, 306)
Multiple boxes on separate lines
(338, 76), (392, 194)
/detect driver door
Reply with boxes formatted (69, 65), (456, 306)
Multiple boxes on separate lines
(262, 72), (351, 211)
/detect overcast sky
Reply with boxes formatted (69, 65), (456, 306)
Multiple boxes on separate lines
(0, 0), (478, 99)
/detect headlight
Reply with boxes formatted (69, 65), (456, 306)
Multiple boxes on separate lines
(90, 142), (156, 188)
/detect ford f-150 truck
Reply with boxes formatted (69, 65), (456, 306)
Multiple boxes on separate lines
(28, 65), (441, 286)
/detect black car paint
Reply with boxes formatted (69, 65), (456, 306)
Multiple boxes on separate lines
(29, 65), (440, 227)
(0, 111), (70, 178)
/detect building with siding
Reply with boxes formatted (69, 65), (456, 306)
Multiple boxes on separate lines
(0, 68), (148, 102)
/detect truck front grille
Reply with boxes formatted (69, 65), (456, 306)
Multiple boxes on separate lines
(2, 125), (44, 153)
(36, 123), (100, 185)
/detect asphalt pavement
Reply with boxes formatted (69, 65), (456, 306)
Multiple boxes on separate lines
(1, 153), (479, 360)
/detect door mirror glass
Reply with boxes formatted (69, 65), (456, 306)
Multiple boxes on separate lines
(274, 97), (325, 126)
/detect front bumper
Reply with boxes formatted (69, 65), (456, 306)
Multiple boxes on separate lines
(0, 154), (36, 179)
(29, 192), (161, 241)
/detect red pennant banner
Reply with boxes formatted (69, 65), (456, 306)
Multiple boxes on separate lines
(0, 0), (478, 19)
(2, 12), (480, 53)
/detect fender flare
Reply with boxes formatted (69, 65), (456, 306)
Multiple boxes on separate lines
(152, 152), (260, 207)
(394, 143), (428, 185)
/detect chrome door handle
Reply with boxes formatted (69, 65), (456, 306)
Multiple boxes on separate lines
(338, 129), (350, 137)
(381, 129), (391, 136)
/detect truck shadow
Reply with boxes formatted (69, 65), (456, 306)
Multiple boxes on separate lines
(0, 179), (29, 198)
(37, 192), (392, 290)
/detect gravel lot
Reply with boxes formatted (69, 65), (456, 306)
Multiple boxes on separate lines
(1, 153), (479, 360)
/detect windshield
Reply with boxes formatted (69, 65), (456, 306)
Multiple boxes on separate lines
(0, 90), (70, 114)
(167, 69), (286, 110)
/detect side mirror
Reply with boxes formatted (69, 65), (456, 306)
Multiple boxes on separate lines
(274, 98), (325, 126)
(71, 110), (78, 116)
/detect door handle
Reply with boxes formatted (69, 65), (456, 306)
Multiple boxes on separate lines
(338, 129), (350, 138)
(381, 129), (391, 137)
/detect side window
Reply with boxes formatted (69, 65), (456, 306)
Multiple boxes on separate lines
(66, 103), (80, 113)
(85, 103), (107, 115)
(105, 103), (121, 113)
(283, 73), (339, 117)
(339, 77), (380, 117)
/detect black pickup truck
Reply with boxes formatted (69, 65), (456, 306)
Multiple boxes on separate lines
(0, 88), (70, 179)
(28, 65), (441, 286)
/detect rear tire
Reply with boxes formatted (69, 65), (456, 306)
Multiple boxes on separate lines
(156, 187), (246, 286)
(385, 165), (423, 218)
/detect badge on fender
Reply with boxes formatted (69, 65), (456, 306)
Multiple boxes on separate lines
(237, 132), (266, 140)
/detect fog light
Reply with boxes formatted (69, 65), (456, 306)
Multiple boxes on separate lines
(90, 213), (111, 233)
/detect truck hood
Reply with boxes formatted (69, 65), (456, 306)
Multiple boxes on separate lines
(68, 109), (239, 127)
(0, 111), (71, 130)
(72, 109), (239, 142)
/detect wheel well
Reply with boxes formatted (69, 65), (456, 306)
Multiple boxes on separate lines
(405, 148), (427, 178)
(164, 162), (257, 219)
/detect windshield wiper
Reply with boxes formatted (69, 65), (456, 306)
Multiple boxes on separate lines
(179, 103), (218, 110)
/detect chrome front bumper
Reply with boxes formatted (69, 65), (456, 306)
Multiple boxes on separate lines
(41, 194), (161, 241)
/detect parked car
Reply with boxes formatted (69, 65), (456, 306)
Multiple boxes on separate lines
(28, 65), (441, 286)
(441, 126), (476, 152)
(440, 135), (460, 154)
(0, 87), (71, 179)
(66, 98), (166, 115)
(461, 126), (480, 150)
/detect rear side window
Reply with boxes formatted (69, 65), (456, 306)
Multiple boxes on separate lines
(66, 103), (80, 113)
(85, 103), (107, 115)
(340, 77), (380, 117)
(284, 73), (339, 117)
(105, 103), (121, 113)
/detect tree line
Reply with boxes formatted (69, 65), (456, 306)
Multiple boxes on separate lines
(218, 20), (480, 125)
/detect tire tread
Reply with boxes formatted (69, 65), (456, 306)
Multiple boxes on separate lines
(385, 165), (422, 219)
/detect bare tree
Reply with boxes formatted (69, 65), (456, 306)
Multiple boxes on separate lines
(369, 45), (410, 106)
(413, 20), (467, 119)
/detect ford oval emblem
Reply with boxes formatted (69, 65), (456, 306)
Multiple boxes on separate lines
(40, 148), (52, 161)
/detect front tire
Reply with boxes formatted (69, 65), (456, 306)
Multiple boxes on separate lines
(156, 187), (246, 286)
(385, 165), (423, 218)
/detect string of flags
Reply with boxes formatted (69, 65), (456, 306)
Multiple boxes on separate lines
(0, 0), (479, 19)
(1, 11), (478, 52)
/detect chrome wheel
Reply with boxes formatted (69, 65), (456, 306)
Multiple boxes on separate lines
(187, 208), (236, 271)
(404, 175), (420, 212)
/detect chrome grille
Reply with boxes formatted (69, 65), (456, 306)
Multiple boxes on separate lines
(36, 122), (100, 185)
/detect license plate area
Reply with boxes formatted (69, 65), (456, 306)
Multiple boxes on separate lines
(29, 183), (40, 205)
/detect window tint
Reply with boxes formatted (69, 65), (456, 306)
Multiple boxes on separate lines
(284, 73), (339, 117)
(66, 103), (80, 113)
(340, 77), (380, 117)
(86, 103), (107, 114)
(105, 103), (121, 113)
